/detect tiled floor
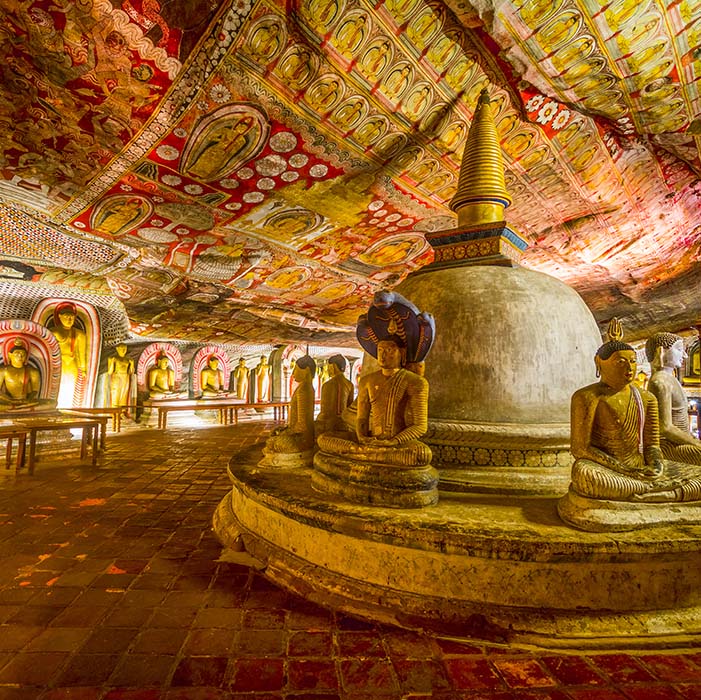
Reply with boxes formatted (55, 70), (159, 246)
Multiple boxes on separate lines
(0, 422), (700, 699)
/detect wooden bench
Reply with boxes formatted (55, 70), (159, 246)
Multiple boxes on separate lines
(60, 410), (110, 450)
(221, 402), (290, 425)
(0, 425), (27, 471)
(14, 415), (103, 475)
(62, 405), (127, 433)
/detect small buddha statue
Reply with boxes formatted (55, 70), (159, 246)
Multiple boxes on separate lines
(314, 354), (354, 437)
(200, 355), (226, 398)
(262, 355), (316, 466)
(0, 338), (43, 411)
(148, 353), (178, 399)
(50, 302), (87, 407)
(255, 355), (271, 402)
(107, 343), (134, 411)
(645, 332), (701, 465)
(231, 357), (249, 400)
(564, 340), (701, 505)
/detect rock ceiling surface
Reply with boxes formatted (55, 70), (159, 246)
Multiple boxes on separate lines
(1, 0), (700, 345)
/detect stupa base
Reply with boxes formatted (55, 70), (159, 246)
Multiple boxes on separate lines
(213, 444), (701, 650)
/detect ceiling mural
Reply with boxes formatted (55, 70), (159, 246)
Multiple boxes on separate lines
(0, 0), (700, 344)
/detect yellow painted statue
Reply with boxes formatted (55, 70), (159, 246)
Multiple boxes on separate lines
(566, 340), (701, 504)
(0, 338), (42, 411)
(200, 355), (226, 398)
(107, 343), (134, 410)
(255, 355), (271, 402)
(261, 355), (316, 467)
(51, 302), (87, 407)
(231, 357), (249, 400)
(148, 353), (177, 399)
(314, 354), (354, 436)
(645, 332), (701, 464)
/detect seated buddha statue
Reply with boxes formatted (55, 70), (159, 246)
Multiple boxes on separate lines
(645, 332), (701, 465)
(148, 353), (178, 399)
(314, 354), (354, 437)
(0, 338), (45, 411)
(200, 355), (226, 398)
(261, 355), (316, 467)
(566, 339), (701, 505)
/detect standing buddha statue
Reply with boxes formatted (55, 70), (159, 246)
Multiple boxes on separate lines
(107, 343), (135, 412)
(50, 302), (87, 408)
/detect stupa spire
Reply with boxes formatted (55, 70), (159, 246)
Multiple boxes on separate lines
(450, 89), (512, 228)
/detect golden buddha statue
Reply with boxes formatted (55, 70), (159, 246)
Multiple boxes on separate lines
(0, 338), (42, 411)
(148, 353), (177, 399)
(50, 302), (87, 408)
(645, 332), (701, 465)
(200, 355), (226, 398)
(314, 290), (438, 507)
(261, 355), (316, 467)
(107, 343), (134, 411)
(314, 354), (354, 437)
(255, 355), (271, 402)
(566, 340), (701, 504)
(231, 357), (249, 400)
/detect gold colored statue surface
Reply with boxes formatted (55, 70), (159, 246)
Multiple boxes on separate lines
(569, 340), (701, 502)
(231, 357), (249, 400)
(255, 355), (271, 402)
(200, 355), (226, 398)
(265, 355), (316, 454)
(51, 302), (87, 407)
(645, 332), (701, 464)
(314, 354), (354, 436)
(148, 353), (177, 398)
(107, 343), (134, 409)
(0, 338), (41, 410)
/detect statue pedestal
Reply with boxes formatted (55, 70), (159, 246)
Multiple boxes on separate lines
(259, 449), (314, 469)
(214, 443), (701, 649)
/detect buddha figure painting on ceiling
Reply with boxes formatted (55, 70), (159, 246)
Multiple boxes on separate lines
(92, 196), (151, 237)
(0, 337), (44, 411)
(559, 337), (701, 530)
(261, 355), (316, 467)
(645, 332), (701, 465)
(314, 291), (438, 507)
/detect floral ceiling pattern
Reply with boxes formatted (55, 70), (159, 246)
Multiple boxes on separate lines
(0, 0), (700, 344)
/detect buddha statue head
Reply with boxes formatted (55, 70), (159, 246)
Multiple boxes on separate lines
(645, 332), (686, 371)
(293, 355), (316, 383)
(208, 355), (219, 370)
(595, 340), (636, 391)
(6, 337), (29, 368)
(54, 301), (78, 329)
(377, 335), (406, 371)
(327, 354), (346, 377)
(115, 343), (128, 358)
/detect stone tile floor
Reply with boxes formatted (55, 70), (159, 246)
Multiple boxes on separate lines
(0, 422), (700, 699)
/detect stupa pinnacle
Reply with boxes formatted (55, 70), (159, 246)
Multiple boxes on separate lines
(423, 89), (527, 267)
(450, 89), (512, 227)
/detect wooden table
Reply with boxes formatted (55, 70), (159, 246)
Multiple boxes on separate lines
(61, 406), (126, 433)
(0, 425), (27, 470)
(221, 402), (289, 425)
(153, 399), (290, 429)
(15, 415), (103, 475)
(60, 410), (109, 450)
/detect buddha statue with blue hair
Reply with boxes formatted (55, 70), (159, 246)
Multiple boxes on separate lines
(313, 291), (439, 508)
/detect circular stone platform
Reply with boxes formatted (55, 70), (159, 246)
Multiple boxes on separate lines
(213, 444), (701, 650)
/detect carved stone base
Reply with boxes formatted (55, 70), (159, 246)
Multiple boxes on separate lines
(213, 444), (701, 649)
(558, 488), (701, 532)
(259, 448), (314, 469)
(313, 451), (439, 508)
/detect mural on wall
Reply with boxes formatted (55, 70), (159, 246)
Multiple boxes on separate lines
(0, 0), (700, 344)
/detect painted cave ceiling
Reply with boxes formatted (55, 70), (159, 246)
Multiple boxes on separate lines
(1, 0), (701, 345)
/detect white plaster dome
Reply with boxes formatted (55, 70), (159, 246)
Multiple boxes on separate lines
(398, 265), (601, 425)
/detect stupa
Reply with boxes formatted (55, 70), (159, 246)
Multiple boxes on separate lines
(213, 91), (701, 648)
(398, 89), (602, 495)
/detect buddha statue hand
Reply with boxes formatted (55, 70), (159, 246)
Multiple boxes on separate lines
(632, 486), (684, 503)
(360, 436), (400, 447)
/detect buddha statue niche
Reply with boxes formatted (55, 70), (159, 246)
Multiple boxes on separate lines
(0, 337), (47, 411)
(261, 355), (316, 468)
(313, 291), (439, 508)
(51, 302), (87, 408)
(148, 353), (178, 399)
(645, 332), (701, 465)
(200, 355), (226, 398)
(314, 354), (354, 437)
(558, 339), (701, 531)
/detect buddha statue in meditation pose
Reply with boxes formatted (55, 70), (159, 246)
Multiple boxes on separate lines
(0, 338), (43, 411)
(261, 355), (316, 467)
(314, 354), (354, 437)
(566, 339), (701, 505)
(200, 355), (226, 398)
(645, 332), (701, 465)
(148, 353), (178, 399)
(314, 291), (438, 507)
